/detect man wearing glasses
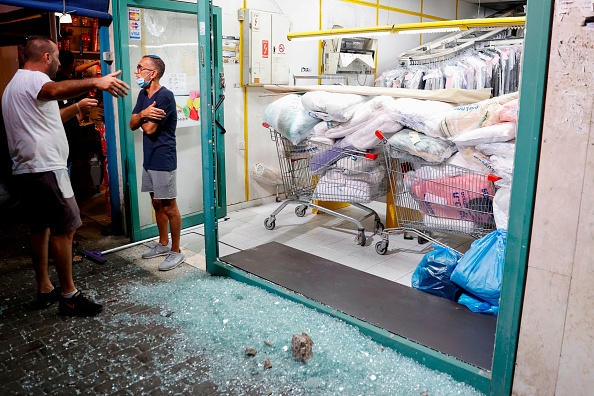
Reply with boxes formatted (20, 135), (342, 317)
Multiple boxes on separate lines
(129, 55), (184, 271)
(2, 36), (129, 316)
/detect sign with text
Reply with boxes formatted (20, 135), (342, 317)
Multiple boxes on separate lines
(262, 40), (269, 58)
(128, 7), (141, 40)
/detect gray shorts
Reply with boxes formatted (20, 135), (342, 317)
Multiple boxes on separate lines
(141, 168), (177, 199)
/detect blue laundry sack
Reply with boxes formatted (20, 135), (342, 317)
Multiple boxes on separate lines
(411, 244), (462, 301)
(451, 229), (507, 306)
(458, 293), (499, 315)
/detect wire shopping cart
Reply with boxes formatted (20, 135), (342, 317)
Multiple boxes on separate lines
(374, 131), (499, 255)
(262, 123), (387, 246)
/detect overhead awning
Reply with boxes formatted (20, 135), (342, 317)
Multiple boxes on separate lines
(0, 0), (112, 25)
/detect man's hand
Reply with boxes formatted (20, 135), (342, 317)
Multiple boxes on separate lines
(78, 98), (98, 114)
(96, 70), (130, 97)
(141, 102), (166, 121)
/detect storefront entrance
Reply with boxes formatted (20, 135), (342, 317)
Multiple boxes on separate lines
(112, 1), (226, 241)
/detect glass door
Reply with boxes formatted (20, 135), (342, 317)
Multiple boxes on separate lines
(114, 1), (226, 241)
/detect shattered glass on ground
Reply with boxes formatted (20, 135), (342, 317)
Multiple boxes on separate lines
(124, 268), (484, 396)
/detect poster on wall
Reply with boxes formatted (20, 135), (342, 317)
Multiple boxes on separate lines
(174, 91), (201, 128)
(128, 7), (141, 40)
(222, 36), (240, 64)
(162, 73), (187, 95)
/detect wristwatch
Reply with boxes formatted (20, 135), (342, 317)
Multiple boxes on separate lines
(142, 117), (149, 124)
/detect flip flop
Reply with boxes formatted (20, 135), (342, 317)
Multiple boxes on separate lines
(73, 255), (84, 264)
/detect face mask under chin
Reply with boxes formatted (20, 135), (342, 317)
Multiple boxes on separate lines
(136, 72), (153, 88)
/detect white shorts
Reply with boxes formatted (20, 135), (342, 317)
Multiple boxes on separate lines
(141, 168), (177, 200)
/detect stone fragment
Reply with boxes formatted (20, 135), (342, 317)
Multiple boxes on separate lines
(246, 347), (257, 356)
(291, 332), (313, 363)
(264, 359), (272, 369)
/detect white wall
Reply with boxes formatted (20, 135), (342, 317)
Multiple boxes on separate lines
(213, 0), (485, 207)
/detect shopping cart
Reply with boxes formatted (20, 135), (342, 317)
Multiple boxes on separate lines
(262, 123), (387, 246)
(374, 131), (498, 255)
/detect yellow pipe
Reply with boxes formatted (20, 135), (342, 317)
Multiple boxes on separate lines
(419, 0), (425, 45)
(287, 17), (525, 40)
(318, 0), (323, 84)
(374, 0), (378, 82)
(240, 2), (250, 201)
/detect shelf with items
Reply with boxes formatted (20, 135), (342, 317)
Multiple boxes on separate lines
(57, 15), (100, 55)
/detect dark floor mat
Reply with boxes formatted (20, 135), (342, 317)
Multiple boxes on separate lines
(221, 241), (496, 369)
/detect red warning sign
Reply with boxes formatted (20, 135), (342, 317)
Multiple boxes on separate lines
(278, 43), (285, 53)
(262, 40), (269, 58)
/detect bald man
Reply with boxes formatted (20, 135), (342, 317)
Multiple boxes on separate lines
(2, 35), (130, 317)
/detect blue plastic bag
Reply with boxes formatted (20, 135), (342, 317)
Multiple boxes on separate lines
(411, 244), (462, 301)
(451, 229), (506, 306)
(458, 293), (499, 315)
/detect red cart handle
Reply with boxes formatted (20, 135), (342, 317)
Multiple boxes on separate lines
(375, 130), (385, 140)
(262, 122), (270, 128)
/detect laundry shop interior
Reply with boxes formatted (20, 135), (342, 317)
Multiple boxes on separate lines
(1, 0), (591, 395)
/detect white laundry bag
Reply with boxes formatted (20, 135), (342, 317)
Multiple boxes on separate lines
(250, 163), (283, 185)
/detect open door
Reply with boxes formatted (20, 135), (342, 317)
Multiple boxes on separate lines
(113, 1), (225, 241)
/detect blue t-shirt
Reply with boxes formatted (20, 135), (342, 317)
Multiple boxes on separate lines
(133, 86), (178, 171)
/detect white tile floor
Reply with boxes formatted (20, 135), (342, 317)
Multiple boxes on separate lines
(180, 199), (475, 289)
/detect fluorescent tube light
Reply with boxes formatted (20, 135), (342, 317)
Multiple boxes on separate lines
(287, 17), (525, 41)
(396, 27), (461, 35)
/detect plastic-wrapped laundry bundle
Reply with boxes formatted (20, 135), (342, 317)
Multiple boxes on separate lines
(475, 141), (516, 159)
(330, 162), (386, 185)
(263, 94), (321, 145)
(490, 155), (514, 183)
(496, 99), (519, 122)
(439, 92), (518, 137)
(493, 186), (511, 230)
(387, 129), (457, 163)
(312, 167), (385, 203)
(301, 91), (368, 122)
(383, 97), (454, 138)
(309, 122), (336, 146)
(309, 139), (354, 174)
(408, 173), (495, 224)
(450, 122), (517, 147)
(324, 96), (403, 140)
(342, 114), (402, 150)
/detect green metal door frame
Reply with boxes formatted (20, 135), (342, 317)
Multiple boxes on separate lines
(205, 0), (554, 394)
(112, 0), (226, 241)
(490, 0), (553, 394)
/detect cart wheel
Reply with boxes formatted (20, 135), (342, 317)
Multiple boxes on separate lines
(295, 205), (307, 217)
(356, 231), (366, 246)
(418, 236), (429, 245)
(375, 241), (388, 255)
(264, 218), (276, 230)
(275, 196), (281, 202)
(374, 221), (385, 234)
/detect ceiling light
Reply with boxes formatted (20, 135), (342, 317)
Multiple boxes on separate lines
(56, 12), (72, 24)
